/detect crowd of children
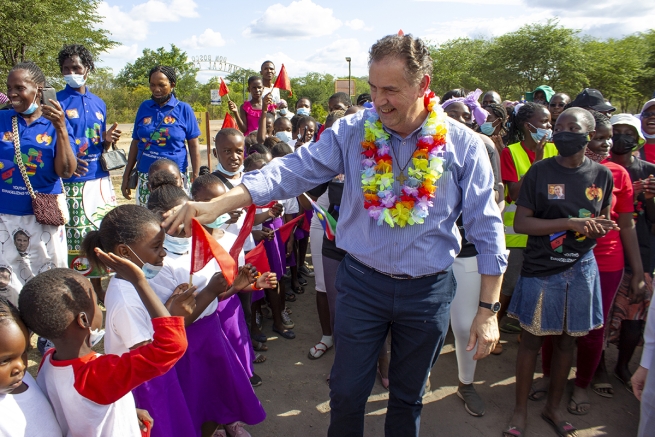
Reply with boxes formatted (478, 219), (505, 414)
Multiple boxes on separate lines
(2, 43), (655, 437)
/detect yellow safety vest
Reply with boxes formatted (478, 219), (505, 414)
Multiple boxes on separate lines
(503, 142), (558, 248)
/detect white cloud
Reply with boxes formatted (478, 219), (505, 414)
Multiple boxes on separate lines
(131, 0), (199, 22)
(97, 2), (149, 42)
(415, 0), (521, 4)
(181, 29), (226, 50)
(242, 0), (342, 39)
(345, 19), (366, 30)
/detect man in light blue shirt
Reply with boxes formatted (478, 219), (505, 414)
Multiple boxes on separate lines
(164, 33), (507, 437)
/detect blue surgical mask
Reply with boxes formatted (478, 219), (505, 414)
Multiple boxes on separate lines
(215, 161), (244, 177)
(296, 107), (310, 116)
(20, 92), (39, 116)
(480, 121), (497, 136)
(528, 123), (552, 143)
(64, 73), (87, 89)
(206, 213), (231, 229)
(275, 131), (292, 143)
(127, 245), (162, 280)
(163, 234), (191, 255)
(279, 108), (288, 116)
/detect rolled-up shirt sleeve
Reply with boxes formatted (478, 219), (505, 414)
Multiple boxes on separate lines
(459, 134), (508, 276)
(242, 126), (345, 205)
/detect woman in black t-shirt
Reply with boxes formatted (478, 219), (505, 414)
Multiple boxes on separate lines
(503, 108), (617, 437)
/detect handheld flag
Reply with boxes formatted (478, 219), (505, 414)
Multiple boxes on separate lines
(398, 29), (404, 36)
(191, 218), (236, 285)
(219, 77), (230, 97)
(277, 215), (304, 243)
(221, 113), (238, 129)
(303, 194), (336, 241)
(229, 204), (257, 261)
(245, 241), (271, 274)
(273, 64), (292, 97)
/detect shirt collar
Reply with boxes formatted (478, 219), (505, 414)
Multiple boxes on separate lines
(148, 94), (179, 109)
(382, 111), (430, 141)
(62, 84), (93, 98)
(9, 109), (49, 126)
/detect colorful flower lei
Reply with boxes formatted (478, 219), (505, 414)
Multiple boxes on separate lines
(361, 91), (447, 228)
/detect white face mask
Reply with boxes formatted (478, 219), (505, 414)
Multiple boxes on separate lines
(275, 131), (292, 143)
(64, 73), (87, 89)
(89, 328), (105, 347)
(215, 161), (244, 176)
(279, 108), (288, 115)
(127, 245), (162, 280)
(163, 234), (191, 254)
(296, 107), (310, 116)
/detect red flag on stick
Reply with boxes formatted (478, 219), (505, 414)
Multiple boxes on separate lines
(191, 218), (236, 285)
(219, 77), (230, 97)
(229, 205), (257, 261)
(245, 241), (271, 274)
(273, 64), (292, 97)
(277, 215), (304, 243)
(221, 113), (238, 129)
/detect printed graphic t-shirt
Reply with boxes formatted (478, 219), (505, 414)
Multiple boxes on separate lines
(517, 156), (613, 277)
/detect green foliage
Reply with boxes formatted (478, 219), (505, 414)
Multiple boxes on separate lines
(428, 38), (490, 96)
(0, 0), (116, 79)
(115, 45), (199, 99)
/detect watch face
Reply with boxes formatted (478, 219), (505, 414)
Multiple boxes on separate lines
(492, 302), (501, 313)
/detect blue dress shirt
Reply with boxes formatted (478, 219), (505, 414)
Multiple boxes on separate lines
(243, 109), (507, 277)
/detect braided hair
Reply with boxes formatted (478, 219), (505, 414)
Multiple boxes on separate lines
(149, 66), (177, 87)
(10, 62), (46, 87)
(507, 102), (545, 144)
(57, 44), (95, 72)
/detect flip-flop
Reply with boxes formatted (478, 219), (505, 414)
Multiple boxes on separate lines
(298, 277), (308, 286)
(567, 397), (591, 415)
(528, 385), (548, 401)
(251, 333), (267, 344)
(614, 372), (634, 393)
(491, 342), (504, 355)
(541, 413), (577, 437)
(293, 285), (305, 295)
(272, 326), (296, 339)
(308, 341), (332, 360)
(592, 382), (614, 398)
(502, 425), (525, 437)
(252, 340), (268, 352)
(284, 290), (297, 302)
(254, 353), (267, 364)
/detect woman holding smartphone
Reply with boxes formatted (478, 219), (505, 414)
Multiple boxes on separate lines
(0, 61), (77, 305)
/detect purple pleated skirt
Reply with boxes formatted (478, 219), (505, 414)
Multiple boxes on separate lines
(263, 217), (285, 277)
(218, 294), (255, 376)
(175, 309), (266, 427)
(132, 367), (196, 437)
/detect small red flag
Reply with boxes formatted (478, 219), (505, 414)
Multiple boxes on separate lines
(398, 29), (404, 36)
(273, 64), (292, 97)
(245, 241), (271, 274)
(277, 215), (304, 243)
(229, 204), (257, 261)
(191, 218), (236, 285)
(221, 113), (238, 129)
(219, 77), (230, 97)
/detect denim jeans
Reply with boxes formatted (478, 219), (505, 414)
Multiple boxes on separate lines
(328, 254), (455, 437)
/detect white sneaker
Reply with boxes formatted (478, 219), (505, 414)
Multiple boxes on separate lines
(282, 308), (295, 329)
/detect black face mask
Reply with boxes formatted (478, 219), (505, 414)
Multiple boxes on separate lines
(553, 131), (589, 157)
(611, 134), (638, 155)
(151, 93), (171, 105)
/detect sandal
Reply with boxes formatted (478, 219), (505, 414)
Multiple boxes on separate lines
(567, 396), (591, 415)
(491, 342), (503, 355)
(541, 413), (577, 437)
(285, 290), (297, 302)
(298, 276), (308, 286)
(252, 340), (268, 352)
(592, 382), (614, 398)
(528, 383), (548, 401)
(251, 333), (267, 344)
(254, 353), (267, 364)
(308, 341), (332, 360)
(503, 425), (525, 437)
(272, 325), (296, 339)
(284, 306), (292, 315)
(614, 372), (633, 393)
(293, 285), (305, 295)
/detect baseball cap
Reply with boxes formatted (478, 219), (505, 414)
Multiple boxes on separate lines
(570, 88), (616, 113)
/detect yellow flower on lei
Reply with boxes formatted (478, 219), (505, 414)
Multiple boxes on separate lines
(376, 160), (392, 173)
(391, 203), (411, 228)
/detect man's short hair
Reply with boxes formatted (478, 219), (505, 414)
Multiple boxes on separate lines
(369, 34), (433, 85)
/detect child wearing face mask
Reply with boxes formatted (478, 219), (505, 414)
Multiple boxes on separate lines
(258, 93), (293, 145)
(228, 76), (275, 135)
(21, 256), (190, 436)
(276, 99), (293, 120)
(0, 297), (63, 437)
(146, 183), (269, 437)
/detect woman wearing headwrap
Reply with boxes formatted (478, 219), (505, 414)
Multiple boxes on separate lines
(121, 66), (201, 205)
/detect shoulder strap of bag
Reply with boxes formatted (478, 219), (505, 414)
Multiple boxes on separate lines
(11, 116), (36, 200)
(211, 170), (235, 190)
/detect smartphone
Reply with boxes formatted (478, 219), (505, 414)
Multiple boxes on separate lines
(41, 87), (58, 108)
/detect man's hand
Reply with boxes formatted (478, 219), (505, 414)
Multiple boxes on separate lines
(632, 365), (648, 401)
(162, 201), (221, 236)
(73, 157), (89, 177)
(467, 309), (500, 360)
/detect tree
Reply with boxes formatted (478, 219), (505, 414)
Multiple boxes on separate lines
(115, 45), (199, 99)
(428, 38), (490, 97)
(0, 0), (116, 79)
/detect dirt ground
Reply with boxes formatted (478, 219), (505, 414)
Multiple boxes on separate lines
(26, 121), (644, 436)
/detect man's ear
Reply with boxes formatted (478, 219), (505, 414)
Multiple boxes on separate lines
(76, 312), (90, 329)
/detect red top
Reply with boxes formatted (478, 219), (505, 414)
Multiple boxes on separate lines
(40, 317), (187, 405)
(643, 143), (655, 165)
(500, 143), (537, 183)
(593, 161), (634, 272)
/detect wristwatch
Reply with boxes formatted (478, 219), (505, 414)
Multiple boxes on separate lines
(479, 301), (501, 313)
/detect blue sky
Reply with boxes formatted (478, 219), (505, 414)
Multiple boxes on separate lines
(96, 0), (655, 83)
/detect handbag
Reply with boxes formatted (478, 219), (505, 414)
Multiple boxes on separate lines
(100, 142), (128, 171)
(127, 101), (180, 190)
(11, 116), (67, 226)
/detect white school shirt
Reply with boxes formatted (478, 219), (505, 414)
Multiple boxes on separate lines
(0, 372), (62, 437)
(219, 173), (256, 251)
(103, 278), (154, 356)
(248, 86), (280, 104)
(252, 197), (299, 231)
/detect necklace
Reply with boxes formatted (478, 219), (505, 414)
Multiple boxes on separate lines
(390, 143), (418, 185)
(361, 91), (447, 228)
